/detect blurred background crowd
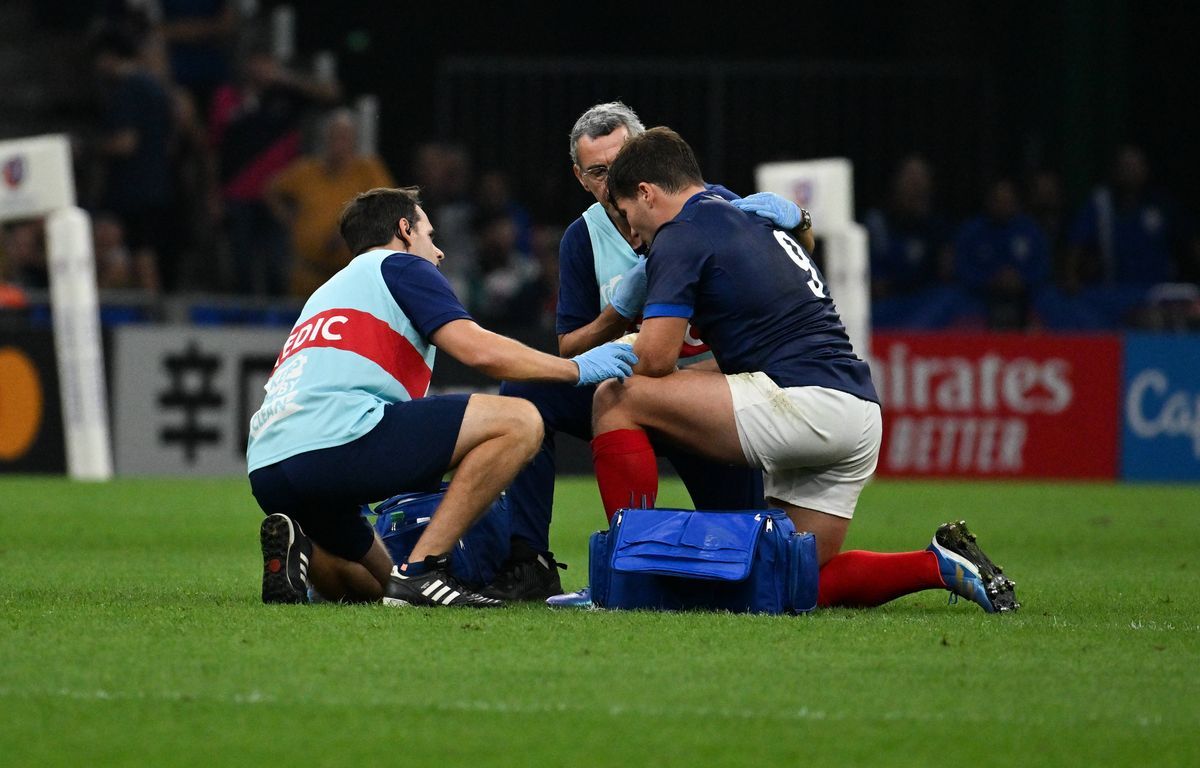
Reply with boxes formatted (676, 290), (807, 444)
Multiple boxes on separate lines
(1, 0), (1197, 334)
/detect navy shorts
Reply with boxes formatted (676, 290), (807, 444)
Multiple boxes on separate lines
(249, 394), (470, 561)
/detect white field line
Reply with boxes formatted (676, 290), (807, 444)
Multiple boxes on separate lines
(0, 686), (1171, 727)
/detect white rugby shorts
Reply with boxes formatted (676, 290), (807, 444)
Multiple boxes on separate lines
(726, 372), (882, 519)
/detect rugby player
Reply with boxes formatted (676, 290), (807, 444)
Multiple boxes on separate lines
(591, 128), (1018, 612)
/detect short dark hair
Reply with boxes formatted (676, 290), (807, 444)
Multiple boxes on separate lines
(339, 187), (423, 256)
(605, 127), (703, 203)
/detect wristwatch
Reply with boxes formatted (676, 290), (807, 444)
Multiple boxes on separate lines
(797, 208), (813, 232)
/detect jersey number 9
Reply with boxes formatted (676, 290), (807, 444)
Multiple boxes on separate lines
(772, 230), (826, 299)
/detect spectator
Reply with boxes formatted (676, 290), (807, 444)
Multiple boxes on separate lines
(469, 210), (543, 324)
(863, 154), (954, 299)
(954, 178), (1051, 330)
(1056, 145), (1196, 329)
(0, 220), (47, 290)
(531, 224), (564, 329)
(94, 4), (223, 292)
(0, 221), (31, 318)
(163, 80), (224, 291)
(210, 38), (341, 296)
(862, 154), (961, 329)
(476, 170), (534, 256)
(89, 20), (174, 294)
(92, 212), (138, 291)
(1026, 169), (1068, 285)
(1065, 145), (1182, 290)
(413, 142), (477, 299)
(156, 0), (239, 117)
(266, 108), (395, 298)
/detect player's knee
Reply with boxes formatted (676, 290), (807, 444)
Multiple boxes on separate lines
(592, 378), (629, 418)
(506, 397), (544, 458)
(466, 393), (543, 457)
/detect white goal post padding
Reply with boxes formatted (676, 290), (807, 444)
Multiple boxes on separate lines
(1, 134), (113, 480)
(755, 159), (871, 363)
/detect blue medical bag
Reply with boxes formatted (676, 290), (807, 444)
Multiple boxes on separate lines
(588, 507), (819, 614)
(370, 484), (511, 589)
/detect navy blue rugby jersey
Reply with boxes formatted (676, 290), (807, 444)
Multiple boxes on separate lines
(556, 184), (738, 336)
(643, 192), (879, 403)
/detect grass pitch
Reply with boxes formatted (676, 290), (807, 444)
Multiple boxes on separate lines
(1, 476), (1198, 767)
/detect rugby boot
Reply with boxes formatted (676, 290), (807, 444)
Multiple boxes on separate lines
(481, 540), (566, 601)
(383, 556), (504, 608)
(260, 513), (312, 604)
(927, 520), (1019, 613)
(546, 586), (595, 609)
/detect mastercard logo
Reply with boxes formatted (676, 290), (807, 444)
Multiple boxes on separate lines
(0, 347), (43, 460)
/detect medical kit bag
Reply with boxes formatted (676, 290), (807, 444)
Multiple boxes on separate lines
(588, 507), (819, 614)
(370, 483), (511, 588)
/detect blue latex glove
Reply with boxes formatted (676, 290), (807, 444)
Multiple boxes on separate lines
(730, 192), (803, 230)
(572, 342), (638, 386)
(610, 257), (648, 320)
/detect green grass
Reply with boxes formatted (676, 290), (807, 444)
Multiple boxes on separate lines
(1, 476), (1198, 767)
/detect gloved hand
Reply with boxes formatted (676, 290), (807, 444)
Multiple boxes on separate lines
(730, 192), (803, 231)
(572, 342), (638, 386)
(610, 257), (648, 320)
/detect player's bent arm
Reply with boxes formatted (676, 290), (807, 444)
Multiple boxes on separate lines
(790, 208), (815, 254)
(793, 227), (816, 255)
(633, 316), (688, 377)
(558, 305), (629, 357)
(433, 319), (579, 383)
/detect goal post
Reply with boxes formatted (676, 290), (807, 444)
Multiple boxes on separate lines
(754, 159), (871, 363)
(1, 134), (113, 480)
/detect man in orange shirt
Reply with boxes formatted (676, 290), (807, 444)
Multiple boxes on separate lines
(267, 108), (395, 297)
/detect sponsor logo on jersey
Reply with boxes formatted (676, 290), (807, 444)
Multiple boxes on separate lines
(276, 308), (432, 399)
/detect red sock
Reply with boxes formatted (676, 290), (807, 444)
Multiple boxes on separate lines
(591, 429), (658, 521)
(817, 550), (944, 608)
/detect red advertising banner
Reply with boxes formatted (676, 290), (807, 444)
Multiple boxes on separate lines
(871, 333), (1121, 479)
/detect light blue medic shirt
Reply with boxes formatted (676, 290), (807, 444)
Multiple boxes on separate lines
(246, 249), (471, 472)
(557, 187), (739, 366)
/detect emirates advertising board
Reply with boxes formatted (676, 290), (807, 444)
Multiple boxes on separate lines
(871, 333), (1122, 479)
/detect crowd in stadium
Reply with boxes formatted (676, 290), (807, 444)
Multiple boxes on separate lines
(1, 2), (1197, 334)
(864, 147), (1199, 332)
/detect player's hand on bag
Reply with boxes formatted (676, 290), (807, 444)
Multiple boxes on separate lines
(572, 342), (638, 386)
(610, 257), (648, 320)
(731, 192), (803, 231)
